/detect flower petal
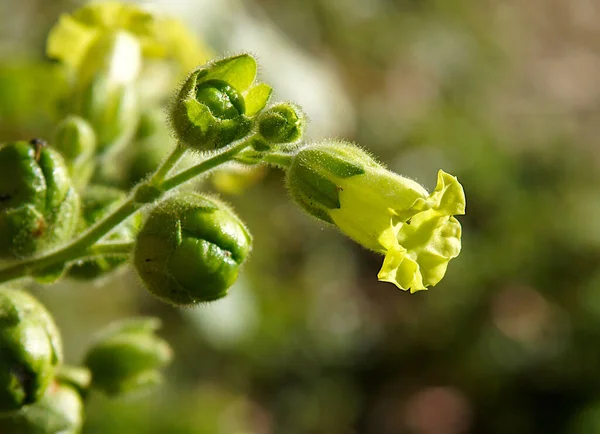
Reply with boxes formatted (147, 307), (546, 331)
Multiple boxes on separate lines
(377, 214), (426, 292)
(47, 14), (99, 71)
(411, 170), (466, 216)
(378, 171), (464, 293)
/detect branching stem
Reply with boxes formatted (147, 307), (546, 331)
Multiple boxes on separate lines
(0, 137), (255, 284)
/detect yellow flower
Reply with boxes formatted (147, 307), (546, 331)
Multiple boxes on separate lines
(46, 1), (210, 79)
(286, 140), (466, 292)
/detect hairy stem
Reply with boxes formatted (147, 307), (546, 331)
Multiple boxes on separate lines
(160, 139), (253, 191)
(88, 241), (134, 256)
(149, 143), (187, 185)
(261, 152), (293, 168)
(0, 200), (140, 283)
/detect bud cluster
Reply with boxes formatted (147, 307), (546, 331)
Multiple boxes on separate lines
(0, 1), (468, 430)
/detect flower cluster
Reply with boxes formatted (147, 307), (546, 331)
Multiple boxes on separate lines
(0, 1), (466, 431)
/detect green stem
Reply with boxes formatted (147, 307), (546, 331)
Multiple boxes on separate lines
(0, 200), (140, 283)
(161, 138), (254, 191)
(261, 152), (293, 168)
(0, 138), (253, 285)
(88, 241), (134, 256)
(149, 143), (187, 185)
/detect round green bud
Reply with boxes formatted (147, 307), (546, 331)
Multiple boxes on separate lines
(169, 54), (272, 151)
(84, 317), (172, 397)
(53, 115), (97, 190)
(134, 192), (252, 305)
(0, 141), (80, 259)
(0, 288), (63, 413)
(0, 381), (83, 434)
(170, 70), (251, 151)
(257, 103), (305, 145)
(195, 79), (246, 120)
(68, 186), (140, 280)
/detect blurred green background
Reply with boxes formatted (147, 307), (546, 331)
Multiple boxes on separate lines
(2, 0), (600, 433)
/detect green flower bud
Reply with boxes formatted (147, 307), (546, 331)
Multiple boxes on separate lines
(134, 192), (252, 305)
(0, 288), (63, 413)
(195, 79), (246, 120)
(0, 381), (83, 434)
(53, 115), (97, 190)
(0, 141), (80, 259)
(169, 54), (272, 151)
(68, 185), (140, 280)
(84, 317), (172, 397)
(286, 140), (466, 293)
(256, 103), (305, 146)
